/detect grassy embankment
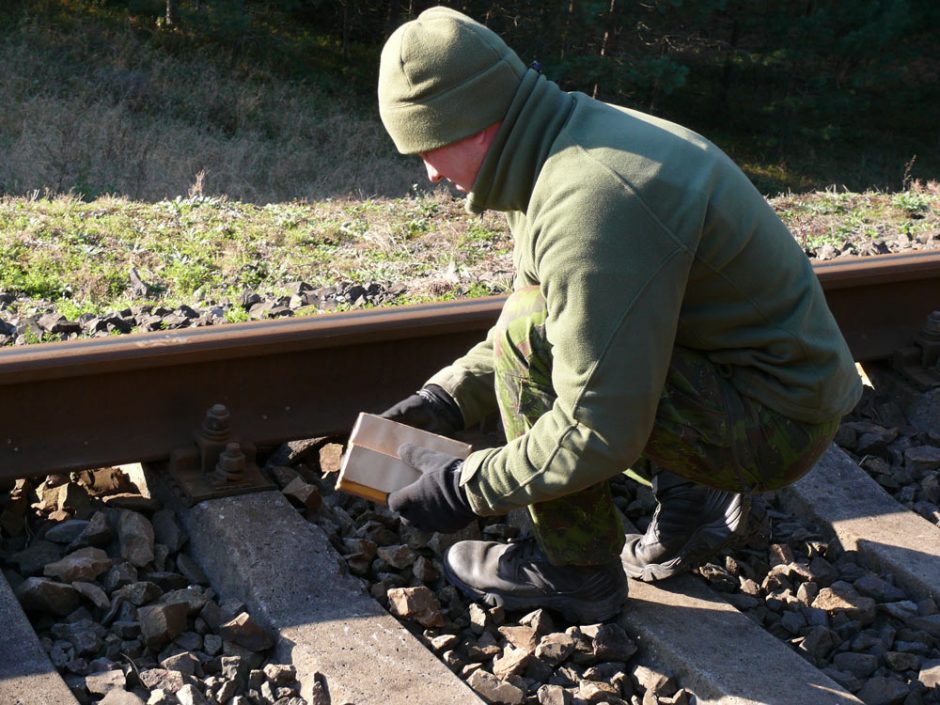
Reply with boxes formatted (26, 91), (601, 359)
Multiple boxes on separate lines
(0, 4), (937, 336)
(1, 186), (937, 334)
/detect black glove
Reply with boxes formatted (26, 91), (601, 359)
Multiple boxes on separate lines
(388, 444), (476, 533)
(380, 384), (464, 437)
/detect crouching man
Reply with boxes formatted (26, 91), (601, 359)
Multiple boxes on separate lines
(374, 7), (861, 624)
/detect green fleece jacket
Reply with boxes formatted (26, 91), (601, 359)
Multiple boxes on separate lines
(427, 70), (862, 516)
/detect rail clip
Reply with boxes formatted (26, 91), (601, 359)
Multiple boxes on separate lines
(893, 310), (940, 391)
(167, 403), (275, 505)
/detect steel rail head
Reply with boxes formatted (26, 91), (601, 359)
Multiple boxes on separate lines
(0, 296), (507, 385)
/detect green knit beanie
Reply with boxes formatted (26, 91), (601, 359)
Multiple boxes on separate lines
(378, 6), (526, 155)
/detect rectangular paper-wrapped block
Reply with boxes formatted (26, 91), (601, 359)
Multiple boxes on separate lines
(337, 413), (471, 505)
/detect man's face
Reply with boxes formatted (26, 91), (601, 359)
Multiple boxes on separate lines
(419, 126), (496, 192)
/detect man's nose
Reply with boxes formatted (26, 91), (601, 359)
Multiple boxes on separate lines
(423, 160), (443, 184)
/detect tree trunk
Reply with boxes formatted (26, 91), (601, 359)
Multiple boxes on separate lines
(719, 16), (739, 110)
(592, 0), (616, 99)
(340, 0), (350, 59)
(560, 0), (575, 62)
(165, 0), (180, 27)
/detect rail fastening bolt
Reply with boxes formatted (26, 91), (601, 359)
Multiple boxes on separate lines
(213, 442), (246, 485)
(201, 404), (231, 441)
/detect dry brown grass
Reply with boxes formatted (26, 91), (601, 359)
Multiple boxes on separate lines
(0, 16), (424, 202)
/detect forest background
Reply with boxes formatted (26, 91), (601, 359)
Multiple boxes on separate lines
(1, 0), (938, 202)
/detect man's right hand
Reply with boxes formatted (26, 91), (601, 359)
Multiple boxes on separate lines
(380, 384), (464, 437)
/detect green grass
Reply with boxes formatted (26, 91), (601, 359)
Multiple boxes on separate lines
(0, 185), (937, 333)
(0, 190), (514, 317)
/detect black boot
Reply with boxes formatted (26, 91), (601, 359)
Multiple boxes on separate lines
(622, 471), (749, 582)
(443, 537), (627, 624)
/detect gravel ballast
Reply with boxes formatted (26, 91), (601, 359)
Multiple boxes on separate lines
(0, 471), (309, 705)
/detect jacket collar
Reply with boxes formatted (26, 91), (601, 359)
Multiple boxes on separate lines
(467, 70), (575, 214)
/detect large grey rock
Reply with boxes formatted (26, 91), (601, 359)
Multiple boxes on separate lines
(160, 586), (209, 615)
(15, 576), (81, 615)
(172, 631), (202, 652)
(467, 670), (525, 705)
(498, 625), (538, 654)
(203, 633), (222, 656)
(10, 540), (64, 575)
(535, 633), (576, 666)
(175, 684), (208, 705)
(519, 609), (555, 636)
(152, 509), (187, 553)
(281, 477), (322, 513)
(884, 651), (920, 672)
(492, 646), (530, 679)
(103, 562), (138, 592)
(812, 582), (877, 624)
(578, 680), (626, 705)
(117, 510), (155, 567)
(537, 684), (572, 705)
(631, 664), (678, 697)
(918, 659), (940, 688)
(113, 581), (162, 606)
(145, 571), (188, 592)
(799, 625), (839, 662)
(592, 623), (637, 662)
(909, 614), (940, 638)
(854, 574), (908, 602)
(146, 690), (173, 705)
(263, 663), (297, 686)
(881, 601), (920, 620)
(855, 675), (909, 705)
(386, 586), (444, 628)
(69, 511), (113, 550)
(53, 618), (106, 656)
(139, 602), (189, 649)
(376, 544), (417, 570)
(45, 519), (91, 545)
(44, 547), (112, 583)
(222, 640), (265, 670)
(138, 668), (188, 693)
(160, 652), (202, 677)
(99, 690), (146, 705)
(832, 652), (879, 678)
(72, 580), (111, 610)
(905, 445), (940, 473)
(85, 669), (126, 696)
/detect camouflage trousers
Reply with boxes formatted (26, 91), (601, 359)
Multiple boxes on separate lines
(493, 286), (841, 566)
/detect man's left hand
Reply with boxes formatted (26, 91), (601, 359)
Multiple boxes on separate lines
(388, 444), (476, 533)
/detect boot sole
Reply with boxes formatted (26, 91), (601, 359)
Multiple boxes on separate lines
(624, 495), (751, 582)
(442, 562), (627, 624)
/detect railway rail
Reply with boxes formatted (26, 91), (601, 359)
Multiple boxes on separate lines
(3, 251), (939, 483)
(0, 251), (939, 705)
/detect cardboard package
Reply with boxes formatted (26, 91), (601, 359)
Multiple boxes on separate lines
(336, 413), (471, 505)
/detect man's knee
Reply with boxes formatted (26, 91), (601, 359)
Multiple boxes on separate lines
(496, 286), (546, 333)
